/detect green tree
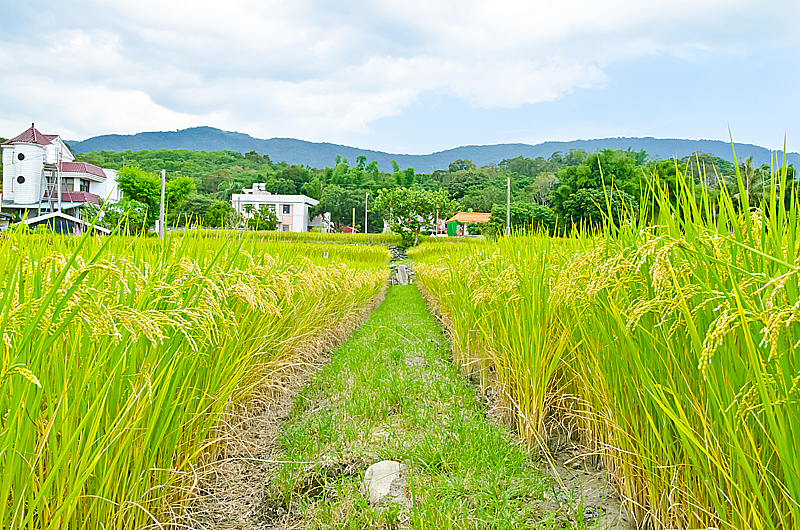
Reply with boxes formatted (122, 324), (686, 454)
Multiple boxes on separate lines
(300, 179), (323, 200)
(374, 187), (457, 246)
(116, 166), (194, 226)
(244, 150), (271, 164)
(276, 165), (310, 188)
(173, 194), (216, 223)
(625, 147), (649, 166)
(312, 185), (364, 230)
(82, 198), (149, 235)
(680, 152), (733, 185)
(445, 170), (488, 199)
(200, 169), (230, 194)
(247, 206), (279, 230)
(366, 160), (379, 177)
(460, 184), (507, 212)
(448, 159), (477, 172)
(489, 202), (557, 234)
(204, 202), (236, 227)
(557, 187), (638, 228)
(563, 149), (590, 166)
(551, 149), (641, 227)
(499, 156), (559, 181)
(526, 172), (559, 206)
(215, 180), (244, 200)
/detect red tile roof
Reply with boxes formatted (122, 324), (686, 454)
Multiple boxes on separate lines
(2, 123), (56, 146)
(43, 190), (102, 204)
(62, 161), (106, 179)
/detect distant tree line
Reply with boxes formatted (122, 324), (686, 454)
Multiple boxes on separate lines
(68, 145), (794, 236)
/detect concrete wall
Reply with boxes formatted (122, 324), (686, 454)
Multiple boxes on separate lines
(231, 192), (319, 232)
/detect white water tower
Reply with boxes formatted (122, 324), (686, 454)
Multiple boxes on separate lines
(10, 143), (45, 205)
(45, 143), (60, 165)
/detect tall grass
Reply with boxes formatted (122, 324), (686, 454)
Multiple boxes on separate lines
(412, 158), (799, 529)
(0, 228), (387, 529)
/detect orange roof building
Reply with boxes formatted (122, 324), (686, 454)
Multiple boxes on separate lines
(445, 211), (490, 236)
(446, 212), (491, 224)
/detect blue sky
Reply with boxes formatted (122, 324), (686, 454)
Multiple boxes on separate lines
(1, 1), (798, 155)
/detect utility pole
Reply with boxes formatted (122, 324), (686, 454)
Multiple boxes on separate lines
(364, 191), (369, 234)
(57, 146), (63, 213)
(352, 207), (356, 233)
(159, 169), (166, 238)
(506, 176), (511, 237)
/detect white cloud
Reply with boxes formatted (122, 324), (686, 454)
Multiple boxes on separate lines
(0, 0), (797, 143)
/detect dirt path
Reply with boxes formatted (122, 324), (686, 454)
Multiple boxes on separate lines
(178, 283), (632, 529)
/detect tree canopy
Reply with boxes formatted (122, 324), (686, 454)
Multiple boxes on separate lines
(374, 187), (457, 246)
(115, 166), (195, 226)
(71, 144), (772, 239)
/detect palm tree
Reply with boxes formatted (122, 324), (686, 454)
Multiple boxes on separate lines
(730, 157), (771, 204)
(215, 181), (243, 201)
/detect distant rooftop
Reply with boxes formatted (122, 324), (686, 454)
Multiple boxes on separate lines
(446, 212), (491, 224)
(2, 123), (59, 146)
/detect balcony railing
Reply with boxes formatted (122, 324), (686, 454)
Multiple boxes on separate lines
(43, 190), (102, 204)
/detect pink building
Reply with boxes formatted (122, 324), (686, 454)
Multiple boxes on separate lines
(231, 183), (330, 232)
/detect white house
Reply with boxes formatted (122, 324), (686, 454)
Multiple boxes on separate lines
(1, 124), (121, 228)
(231, 183), (330, 232)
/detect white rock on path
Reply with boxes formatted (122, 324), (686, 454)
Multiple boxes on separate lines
(396, 264), (409, 285)
(363, 460), (410, 507)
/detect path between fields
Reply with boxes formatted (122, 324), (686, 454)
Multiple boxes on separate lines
(181, 282), (628, 529)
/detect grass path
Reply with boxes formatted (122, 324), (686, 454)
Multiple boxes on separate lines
(255, 284), (560, 529)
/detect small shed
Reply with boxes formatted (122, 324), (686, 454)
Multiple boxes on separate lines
(0, 212), (12, 231)
(445, 212), (491, 236)
(23, 212), (111, 236)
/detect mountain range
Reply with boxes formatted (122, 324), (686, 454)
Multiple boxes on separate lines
(67, 127), (799, 173)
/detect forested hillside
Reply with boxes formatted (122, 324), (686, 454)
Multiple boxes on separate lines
(73, 145), (780, 234)
(65, 127), (800, 171)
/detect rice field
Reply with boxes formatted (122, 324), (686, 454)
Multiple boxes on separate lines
(4, 159), (799, 530)
(412, 162), (800, 529)
(0, 227), (388, 529)
(201, 228), (403, 246)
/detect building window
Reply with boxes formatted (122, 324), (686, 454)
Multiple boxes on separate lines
(268, 204), (276, 211)
(80, 179), (90, 192)
(282, 204), (291, 214)
(282, 224), (290, 231)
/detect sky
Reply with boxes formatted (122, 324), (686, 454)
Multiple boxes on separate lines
(0, 0), (798, 155)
